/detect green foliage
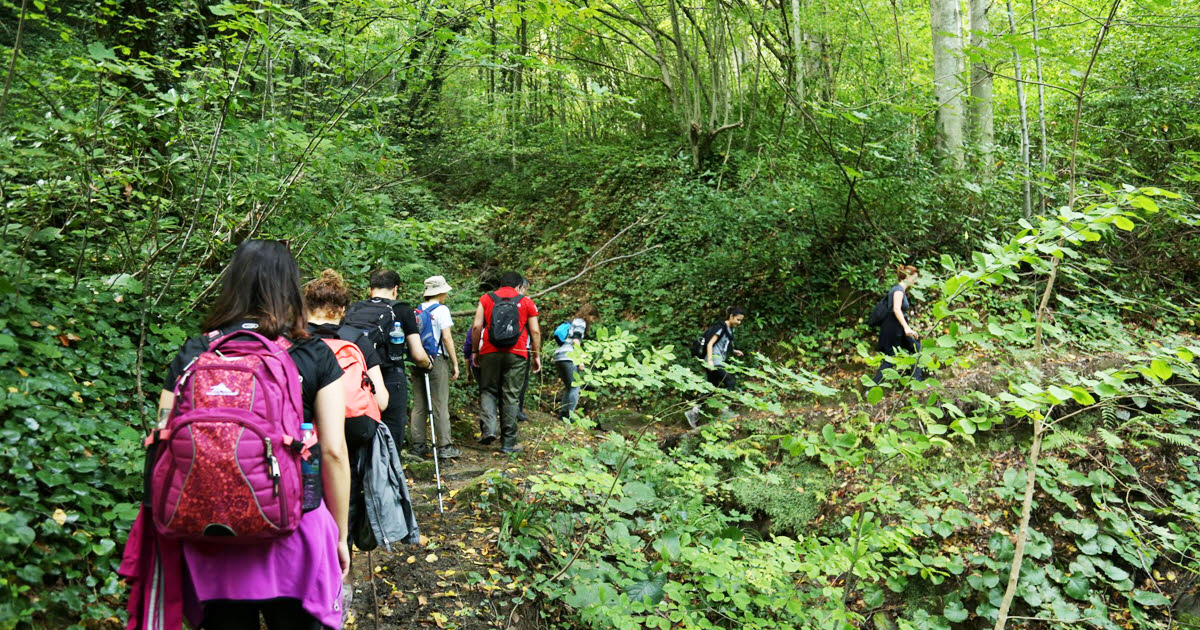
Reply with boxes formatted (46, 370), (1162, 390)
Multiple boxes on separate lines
(727, 461), (835, 536)
(0, 241), (152, 627)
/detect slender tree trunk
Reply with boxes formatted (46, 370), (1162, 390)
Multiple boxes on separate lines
(993, 414), (1045, 630)
(790, 0), (807, 107)
(0, 0), (31, 119)
(930, 0), (965, 169)
(968, 0), (993, 173)
(1005, 0), (1031, 218)
(1030, 0), (1049, 213)
(889, 0), (916, 162)
(488, 0), (496, 104)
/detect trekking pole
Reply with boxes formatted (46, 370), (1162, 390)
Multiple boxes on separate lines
(423, 371), (445, 514)
(367, 549), (380, 630)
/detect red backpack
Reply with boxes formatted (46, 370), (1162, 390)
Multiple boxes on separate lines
(148, 331), (311, 541)
(322, 338), (381, 423)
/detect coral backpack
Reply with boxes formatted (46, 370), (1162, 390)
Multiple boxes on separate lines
(148, 330), (310, 541)
(322, 337), (381, 424)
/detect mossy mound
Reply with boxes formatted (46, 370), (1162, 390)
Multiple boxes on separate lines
(727, 460), (836, 536)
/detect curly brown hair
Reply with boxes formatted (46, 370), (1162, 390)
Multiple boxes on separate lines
(574, 303), (600, 323)
(303, 269), (353, 315)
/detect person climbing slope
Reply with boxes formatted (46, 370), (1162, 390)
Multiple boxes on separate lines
(553, 303), (600, 421)
(873, 265), (924, 384)
(470, 271), (541, 453)
(685, 306), (747, 428)
(410, 275), (461, 460)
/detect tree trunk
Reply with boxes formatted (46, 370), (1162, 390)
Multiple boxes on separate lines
(789, 0), (807, 107)
(930, 0), (965, 169)
(1005, 0), (1032, 218)
(1030, 0), (1049, 213)
(968, 0), (993, 172)
(993, 414), (1045, 630)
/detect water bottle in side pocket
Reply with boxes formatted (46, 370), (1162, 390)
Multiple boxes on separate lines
(300, 422), (323, 511)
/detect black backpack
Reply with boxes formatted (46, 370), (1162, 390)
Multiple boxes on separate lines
(689, 324), (725, 359)
(487, 292), (523, 348)
(867, 290), (895, 327)
(344, 298), (400, 366)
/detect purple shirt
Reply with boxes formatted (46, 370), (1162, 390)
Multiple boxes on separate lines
(183, 503), (344, 627)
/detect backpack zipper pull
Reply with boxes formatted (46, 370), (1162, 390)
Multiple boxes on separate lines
(265, 438), (281, 496)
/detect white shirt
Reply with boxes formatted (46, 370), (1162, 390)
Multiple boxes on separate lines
(553, 318), (588, 363)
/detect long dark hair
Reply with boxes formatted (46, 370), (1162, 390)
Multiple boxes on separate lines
(202, 239), (307, 339)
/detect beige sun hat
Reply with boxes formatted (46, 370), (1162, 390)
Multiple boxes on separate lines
(423, 275), (453, 297)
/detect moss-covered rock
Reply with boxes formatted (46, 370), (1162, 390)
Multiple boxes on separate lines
(405, 460), (437, 482)
(454, 468), (520, 511)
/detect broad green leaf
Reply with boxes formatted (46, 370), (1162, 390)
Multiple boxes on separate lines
(1129, 196), (1159, 213)
(1150, 359), (1172, 381)
(625, 574), (667, 604)
(1129, 590), (1170, 606)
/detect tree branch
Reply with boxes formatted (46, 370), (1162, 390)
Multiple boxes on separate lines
(531, 244), (663, 300)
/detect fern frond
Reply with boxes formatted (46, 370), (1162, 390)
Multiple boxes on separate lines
(1044, 428), (1088, 453)
(1100, 400), (1118, 426)
(1097, 427), (1124, 449)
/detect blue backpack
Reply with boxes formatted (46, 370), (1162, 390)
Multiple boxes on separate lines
(553, 321), (570, 345)
(415, 303), (444, 358)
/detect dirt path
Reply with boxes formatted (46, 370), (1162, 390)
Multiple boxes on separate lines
(344, 408), (594, 630)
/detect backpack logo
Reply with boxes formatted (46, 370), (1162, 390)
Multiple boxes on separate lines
(206, 383), (238, 397)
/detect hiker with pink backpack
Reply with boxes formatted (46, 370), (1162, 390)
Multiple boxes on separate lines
(122, 240), (350, 629)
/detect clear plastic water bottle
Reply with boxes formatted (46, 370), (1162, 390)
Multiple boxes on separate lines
(300, 422), (322, 511)
(389, 321), (405, 363)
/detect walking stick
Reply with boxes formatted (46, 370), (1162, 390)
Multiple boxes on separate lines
(423, 370), (445, 514)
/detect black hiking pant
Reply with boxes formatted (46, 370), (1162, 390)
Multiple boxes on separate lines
(380, 367), (408, 448)
(202, 598), (331, 630)
(874, 336), (924, 385)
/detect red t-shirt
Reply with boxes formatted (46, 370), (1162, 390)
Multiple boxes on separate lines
(478, 287), (539, 357)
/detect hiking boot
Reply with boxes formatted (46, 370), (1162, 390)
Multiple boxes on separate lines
(499, 444), (524, 454)
(410, 443), (432, 459)
(436, 445), (463, 459)
(517, 411), (529, 423)
(685, 407), (701, 429)
(478, 433), (497, 445)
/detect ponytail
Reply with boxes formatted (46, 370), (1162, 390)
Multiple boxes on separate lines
(896, 265), (919, 282)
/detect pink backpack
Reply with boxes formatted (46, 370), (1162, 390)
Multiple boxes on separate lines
(148, 330), (310, 541)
